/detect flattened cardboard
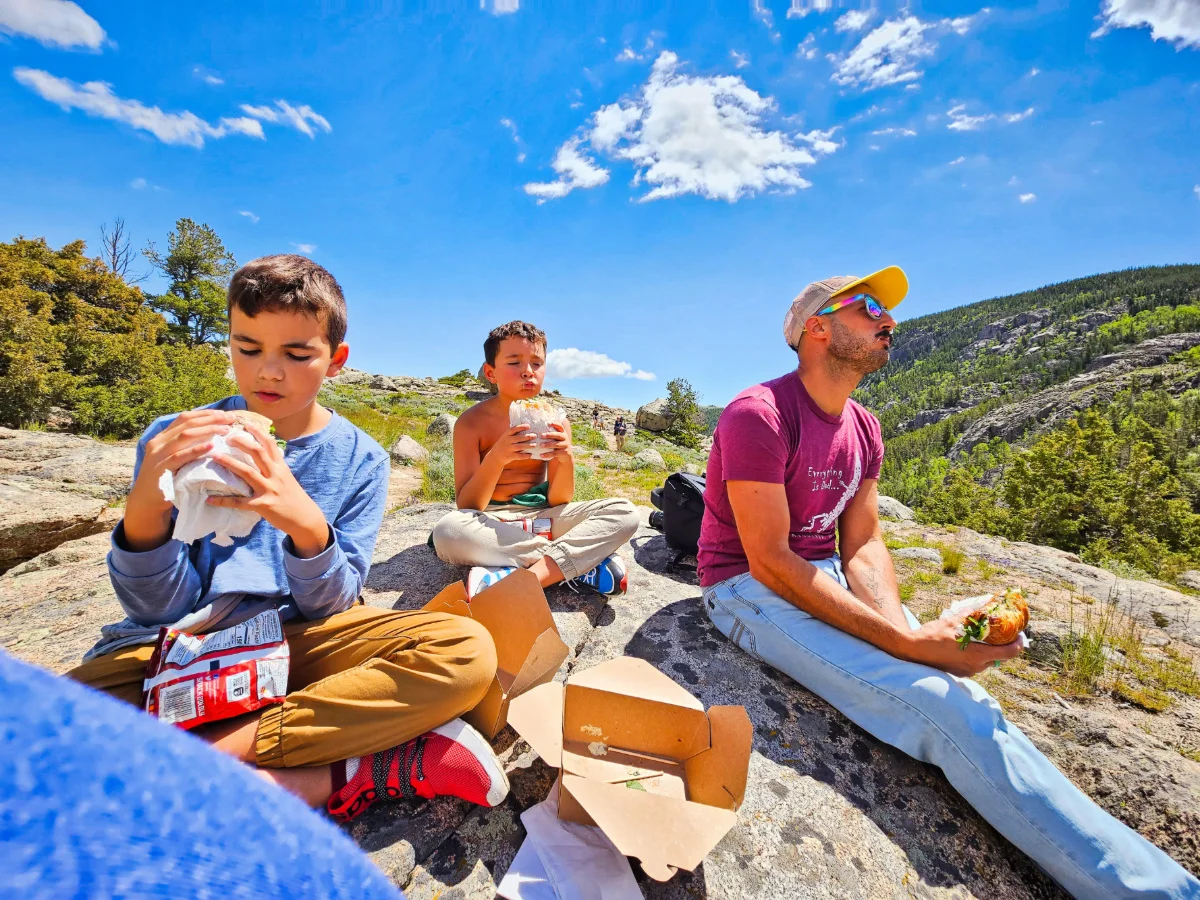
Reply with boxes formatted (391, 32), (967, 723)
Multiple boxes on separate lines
(506, 655), (753, 882)
(423, 569), (568, 737)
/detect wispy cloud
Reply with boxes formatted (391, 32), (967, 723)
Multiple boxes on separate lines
(835, 10), (872, 32)
(752, 0), (780, 39)
(546, 348), (655, 381)
(239, 210), (259, 224)
(1093, 0), (1200, 49)
(480, 0), (520, 14)
(500, 117), (526, 163)
(1194, 184), (1200, 200)
(193, 66), (224, 86)
(871, 126), (916, 137)
(524, 138), (610, 202)
(527, 51), (838, 204)
(0, 0), (105, 50)
(831, 14), (982, 91)
(947, 103), (993, 131)
(292, 242), (317, 254)
(129, 176), (164, 190)
(239, 101), (330, 138)
(616, 46), (643, 62)
(1029, 66), (1041, 76)
(787, 0), (832, 18)
(948, 156), (966, 166)
(1019, 193), (1036, 203)
(14, 68), (264, 147)
(1004, 107), (1034, 123)
(797, 33), (818, 60)
(730, 49), (750, 68)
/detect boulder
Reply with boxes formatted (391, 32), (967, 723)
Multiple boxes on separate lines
(0, 480), (119, 573)
(0, 427), (135, 501)
(426, 413), (457, 438)
(390, 436), (429, 466)
(683, 462), (704, 476)
(636, 398), (673, 433)
(475, 365), (498, 396)
(892, 546), (942, 565)
(371, 375), (399, 392)
(878, 495), (916, 521)
(1177, 570), (1200, 591)
(634, 448), (666, 470)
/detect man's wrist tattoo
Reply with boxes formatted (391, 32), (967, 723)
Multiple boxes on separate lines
(863, 566), (886, 610)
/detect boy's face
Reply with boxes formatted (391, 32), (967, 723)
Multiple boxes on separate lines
(485, 336), (546, 399)
(229, 306), (349, 421)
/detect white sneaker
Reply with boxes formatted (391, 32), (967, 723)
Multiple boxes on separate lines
(467, 565), (517, 598)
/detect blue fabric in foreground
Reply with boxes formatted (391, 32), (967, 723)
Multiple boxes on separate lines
(0, 650), (403, 900)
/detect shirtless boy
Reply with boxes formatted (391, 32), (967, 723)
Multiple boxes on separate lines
(431, 321), (640, 597)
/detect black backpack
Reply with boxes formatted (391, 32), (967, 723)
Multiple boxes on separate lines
(649, 472), (706, 563)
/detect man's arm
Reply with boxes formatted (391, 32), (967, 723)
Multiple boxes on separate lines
(837, 479), (910, 631)
(726, 480), (1020, 677)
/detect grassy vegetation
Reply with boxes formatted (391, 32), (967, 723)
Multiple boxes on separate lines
(572, 423), (609, 451)
(940, 546), (964, 575)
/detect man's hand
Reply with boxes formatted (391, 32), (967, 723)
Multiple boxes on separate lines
(901, 615), (1023, 677)
(207, 422), (330, 559)
(543, 422), (572, 461)
(487, 424), (537, 465)
(123, 409), (237, 551)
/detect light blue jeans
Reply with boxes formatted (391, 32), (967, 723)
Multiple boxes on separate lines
(703, 559), (1200, 900)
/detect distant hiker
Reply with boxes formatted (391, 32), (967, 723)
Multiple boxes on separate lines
(592, 406), (601, 428)
(433, 320), (639, 598)
(699, 266), (1200, 898)
(68, 254), (508, 824)
(613, 415), (628, 452)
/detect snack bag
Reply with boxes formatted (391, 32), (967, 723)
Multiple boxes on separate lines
(144, 609), (290, 729)
(509, 399), (568, 461)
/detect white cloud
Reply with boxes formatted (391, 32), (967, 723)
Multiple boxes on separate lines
(500, 117), (526, 162)
(239, 210), (259, 224)
(946, 103), (993, 131)
(1008, 175), (1019, 185)
(730, 49), (750, 68)
(1091, 119), (1104, 125)
(1004, 106), (1034, 122)
(753, 0), (780, 38)
(1029, 66), (1041, 76)
(796, 126), (842, 155)
(871, 126), (917, 136)
(239, 100), (330, 138)
(1093, 0), (1200, 48)
(948, 155), (966, 165)
(832, 16), (936, 89)
(14, 68), (266, 147)
(616, 46), (642, 62)
(787, 0), (832, 18)
(835, 10), (872, 32)
(546, 348), (655, 381)
(292, 242), (316, 254)
(0, 0), (105, 49)
(1019, 192), (1036, 203)
(523, 138), (610, 201)
(193, 66), (224, 86)
(130, 177), (147, 188)
(480, 0), (519, 14)
(1193, 184), (1200, 199)
(945, 10), (988, 35)
(797, 33), (819, 59)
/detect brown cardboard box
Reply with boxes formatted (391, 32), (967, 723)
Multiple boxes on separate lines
(507, 655), (752, 882)
(422, 569), (569, 739)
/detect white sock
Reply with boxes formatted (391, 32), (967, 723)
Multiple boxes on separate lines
(344, 755), (362, 781)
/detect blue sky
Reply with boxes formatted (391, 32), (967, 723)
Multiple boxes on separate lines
(2, 0), (1198, 409)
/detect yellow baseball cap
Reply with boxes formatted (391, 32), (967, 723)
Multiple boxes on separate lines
(783, 265), (908, 348)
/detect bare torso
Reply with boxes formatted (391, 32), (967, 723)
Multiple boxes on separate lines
(462, 398), (547, 503)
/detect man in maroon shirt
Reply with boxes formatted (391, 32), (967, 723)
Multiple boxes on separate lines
(699, 267), (1199, 898)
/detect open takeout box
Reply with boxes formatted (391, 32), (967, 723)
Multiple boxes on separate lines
(423, 569), (569, 738)
(508, 655), (752, 881)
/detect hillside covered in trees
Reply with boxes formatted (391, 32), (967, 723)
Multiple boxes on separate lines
(859, 265), (1200, 583)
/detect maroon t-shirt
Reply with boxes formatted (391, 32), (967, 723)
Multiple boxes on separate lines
(698, 371), (885, 587)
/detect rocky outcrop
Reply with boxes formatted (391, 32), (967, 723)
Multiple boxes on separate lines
(426, 413), (456, 438)
(4, 503), (1197, 898)
(634, 448), (666, 470)
(636, 397), (673, 432)
(0, 428), (135, 572)
(951, 334), (1200, 456)
(390, 435), (429, 466)
(877, 495), (916, 521)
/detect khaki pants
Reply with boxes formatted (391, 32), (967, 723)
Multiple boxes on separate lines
(432, 498), (640, 580)
(615, 434), (626, 452)
(68, 605), (497, 769)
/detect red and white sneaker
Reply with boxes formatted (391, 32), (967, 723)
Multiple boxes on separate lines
(326, 718), (510, 823)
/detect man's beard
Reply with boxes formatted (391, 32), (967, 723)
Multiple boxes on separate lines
(826, 316), (891, 377)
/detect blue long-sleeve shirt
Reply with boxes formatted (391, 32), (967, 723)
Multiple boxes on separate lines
(86, 396), (389, 659)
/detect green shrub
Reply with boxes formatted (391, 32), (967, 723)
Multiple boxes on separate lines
(573, 464), (606, 501)
(572, 423), (608, 451)
(940, 546), (964, 575)
(420, 447), (457, 503)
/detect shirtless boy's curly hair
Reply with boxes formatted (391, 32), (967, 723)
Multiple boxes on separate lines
(484, 321), (546, 365)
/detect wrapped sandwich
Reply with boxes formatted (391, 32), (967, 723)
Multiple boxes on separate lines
(950, 588), (1030, 649)
(509, 398), (568, 461)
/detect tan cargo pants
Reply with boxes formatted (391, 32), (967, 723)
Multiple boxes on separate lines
(68, 604), (497, 769)
(431, 497), (641, 580)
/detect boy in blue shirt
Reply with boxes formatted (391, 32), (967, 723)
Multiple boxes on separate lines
(69, 254), (508, 821)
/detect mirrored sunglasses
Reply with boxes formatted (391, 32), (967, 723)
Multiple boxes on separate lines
(816, 293), (885, 319)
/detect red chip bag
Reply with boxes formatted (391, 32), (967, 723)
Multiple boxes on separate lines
(144, 609), (290, 730)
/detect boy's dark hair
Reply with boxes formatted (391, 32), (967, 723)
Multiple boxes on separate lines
(484, 320), (547, 366)
(227, 254), (347, 349)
